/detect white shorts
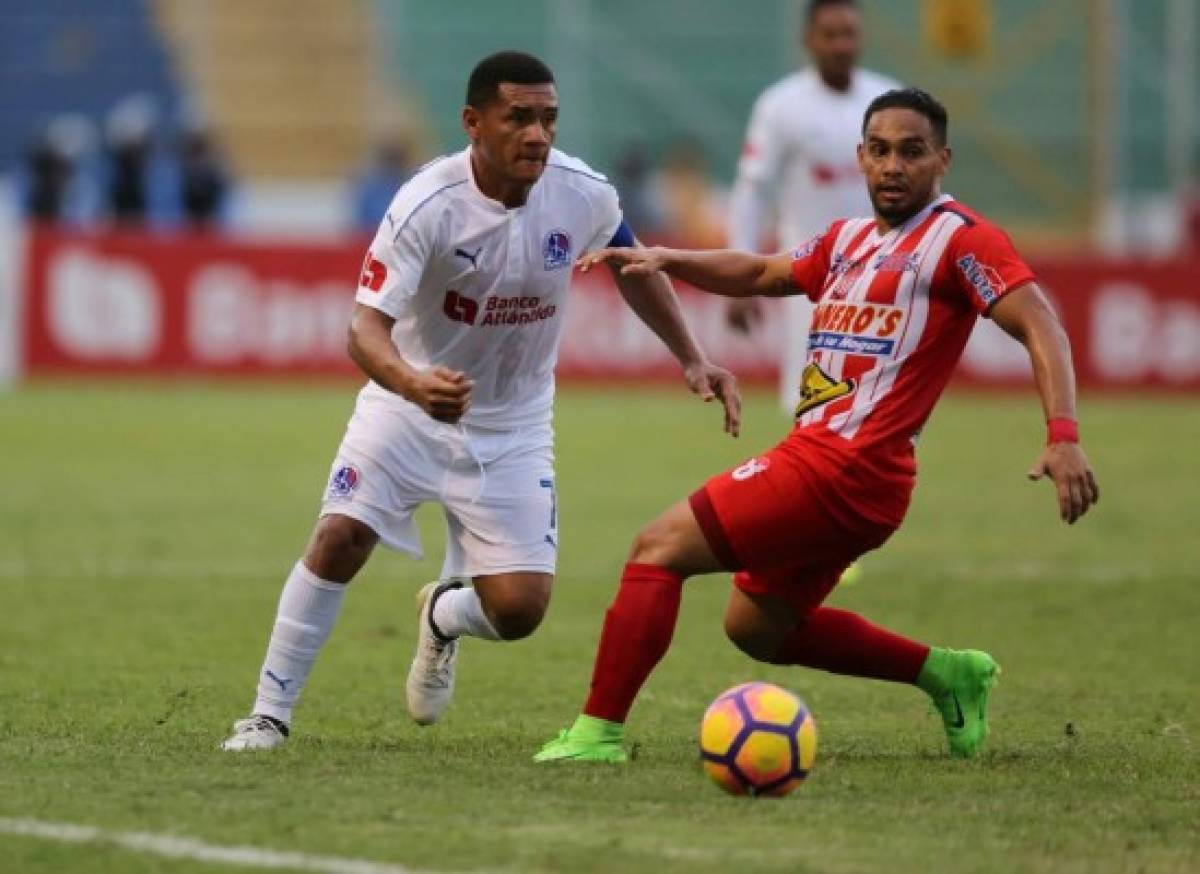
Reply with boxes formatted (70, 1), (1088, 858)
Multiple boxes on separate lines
(319, 392), (557, 578)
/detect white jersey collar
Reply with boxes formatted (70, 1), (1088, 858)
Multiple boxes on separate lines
(463, 146), (539, 214)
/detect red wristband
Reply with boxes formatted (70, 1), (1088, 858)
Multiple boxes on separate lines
(1046, 417), (1079, 445)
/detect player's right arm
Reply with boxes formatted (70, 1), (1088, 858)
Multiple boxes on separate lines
(350, 202), (472, 424)
(579, 223), (833, 299)
(581, 247), (796, 297)
(346, 306), (472, 424)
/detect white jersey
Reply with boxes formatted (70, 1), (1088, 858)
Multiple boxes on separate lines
(730, 66), (900, 250)
(729, 66), (899, 411)
(355, 146), (623, 429)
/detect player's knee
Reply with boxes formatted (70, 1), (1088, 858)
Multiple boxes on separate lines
(304, 515), (378, 582)
(628, 516), (676, 566)
(723, 615), (776, 663)
(485, 594), (549, 640)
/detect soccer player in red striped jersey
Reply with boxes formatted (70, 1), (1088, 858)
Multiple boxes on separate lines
(537, 87), (1099, 762)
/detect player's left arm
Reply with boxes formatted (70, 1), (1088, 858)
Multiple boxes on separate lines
(608, 232), (742, 438)
(989, 283), (1100, 524)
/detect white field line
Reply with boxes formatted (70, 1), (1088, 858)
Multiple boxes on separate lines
(0, 817), (432, 874)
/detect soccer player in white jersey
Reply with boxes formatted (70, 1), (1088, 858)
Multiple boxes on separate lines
(221, 52), (740, 751)
(727, 0), (899, 411)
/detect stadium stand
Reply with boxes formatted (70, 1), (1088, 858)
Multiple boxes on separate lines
(0, 0), (181, 170)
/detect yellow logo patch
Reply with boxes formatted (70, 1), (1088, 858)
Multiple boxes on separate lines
(794, 362), (856, 418)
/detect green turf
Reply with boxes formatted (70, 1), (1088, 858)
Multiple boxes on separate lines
(1, 383), (1197, 873)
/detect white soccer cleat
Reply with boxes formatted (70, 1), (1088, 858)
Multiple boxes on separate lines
(220, 715), (289, 751)
(406, 581), (462, 726)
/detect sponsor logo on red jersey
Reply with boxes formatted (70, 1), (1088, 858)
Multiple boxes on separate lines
(956, 253), (1005, 305)
(792, 235), (821, 260)
(794, 362), (855, 417)
(808, 302), (906, 357)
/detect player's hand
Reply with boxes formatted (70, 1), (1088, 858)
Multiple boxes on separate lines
(1027, 442), (1099, 524)
(405, 366), (473, 424)
(577, 246), (669, 277)
(684, 361), (742, 438)
(725, 298), (763, 335)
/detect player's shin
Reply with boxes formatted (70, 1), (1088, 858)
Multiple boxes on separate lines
(251, 561), (348, 725)
(431, 584), (502, 640)
(771, 607), (929, 684)
(535, 562), (683, 762)
(583, 562), (684, 722)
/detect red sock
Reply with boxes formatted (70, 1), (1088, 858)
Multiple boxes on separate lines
(583, 562), (684, 723)
(773, 607), (929, 684)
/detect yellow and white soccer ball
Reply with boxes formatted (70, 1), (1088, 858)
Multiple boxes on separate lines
(699, 682), (817, 797)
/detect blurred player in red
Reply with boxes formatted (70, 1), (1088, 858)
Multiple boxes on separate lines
(537, 88), (1099, 762)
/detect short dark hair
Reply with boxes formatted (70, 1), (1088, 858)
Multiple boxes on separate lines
(466, 51), (555, 108)
(862, 87), (949, 145)
(806, 0), (859, 24)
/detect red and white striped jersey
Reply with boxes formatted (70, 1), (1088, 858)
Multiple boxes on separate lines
(787, 194), (1035, 458)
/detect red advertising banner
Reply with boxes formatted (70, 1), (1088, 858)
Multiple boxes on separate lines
(19, 226), (1200, 390)
(23, 227), (363, 376)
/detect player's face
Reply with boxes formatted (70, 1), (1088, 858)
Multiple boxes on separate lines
(464, 83), (558, 187)
(804, 5), (862, 88)
(858, 108), (951, 226)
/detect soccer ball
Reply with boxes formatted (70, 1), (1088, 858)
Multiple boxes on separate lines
(699, 682), (817, 797)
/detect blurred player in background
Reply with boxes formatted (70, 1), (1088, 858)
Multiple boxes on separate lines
(727, 0), (899, 410)
(537, 88), (1099, 764)
(222, 51), (739, 751)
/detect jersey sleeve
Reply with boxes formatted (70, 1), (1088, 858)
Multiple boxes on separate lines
(946, 222), (1036, 315)
(354, 216), (431, 319)
(736, 91), (785, 187)
(583, 181), (624, 254)
(787, 222), (839, 301)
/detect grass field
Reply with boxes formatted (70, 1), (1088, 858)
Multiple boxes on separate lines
(1, 383), (1197, 873)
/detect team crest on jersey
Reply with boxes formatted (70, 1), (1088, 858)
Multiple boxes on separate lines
(328, 465), (360, 499)
(956, 253), (1005, 305)
(543, 229), (572, 270)
(825, 254), (867, 300)
(874, 252), (919, 273)
(829, 253), (854, 276)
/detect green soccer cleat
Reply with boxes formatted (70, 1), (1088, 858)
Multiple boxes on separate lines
(917, 648), (1000, 759)
(534, 714), (629, 763)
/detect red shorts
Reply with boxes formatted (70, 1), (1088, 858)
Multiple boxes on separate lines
(688, 433), (912, 618)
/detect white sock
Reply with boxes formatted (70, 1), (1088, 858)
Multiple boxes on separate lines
(251, 561), (348, 725)
(431, 585), (502, 641)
